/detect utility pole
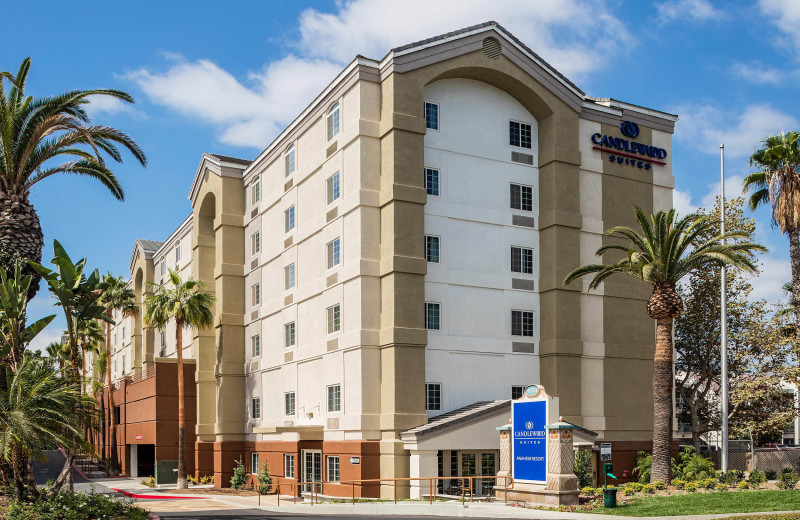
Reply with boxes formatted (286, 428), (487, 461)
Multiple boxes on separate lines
(720, 143), (729, 473)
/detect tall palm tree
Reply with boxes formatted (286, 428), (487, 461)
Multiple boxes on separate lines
(0, 58), (146, 299)
(144, 270), (214, 489)
(77, 319), (103, 392)
(97, 274), (137, 476)
(743, 131), (800, 324)
(564, 208), (764, 483)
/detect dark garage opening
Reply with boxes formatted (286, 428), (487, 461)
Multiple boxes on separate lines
(137, 444), (155, 478)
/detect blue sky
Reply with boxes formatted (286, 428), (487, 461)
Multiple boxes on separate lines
(3, 0), (798, 350)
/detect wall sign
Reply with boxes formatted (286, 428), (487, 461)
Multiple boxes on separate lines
(512, 397), (547, 483)
(591, 120), (668, 170)
(135, 435), (143, 440)
(601, 442), (612, 462)
(350, 457), (360, 465)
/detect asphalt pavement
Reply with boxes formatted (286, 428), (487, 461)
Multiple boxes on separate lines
(152, 511), (493, 520)
(32, 450), (114, 495)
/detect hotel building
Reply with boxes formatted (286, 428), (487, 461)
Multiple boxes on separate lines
(96, 22), (677, 498)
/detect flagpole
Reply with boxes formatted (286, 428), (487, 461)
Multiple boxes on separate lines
(720, 143), (729, 473)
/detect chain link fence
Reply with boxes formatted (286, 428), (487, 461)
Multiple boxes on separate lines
(708, 440), (800, 473)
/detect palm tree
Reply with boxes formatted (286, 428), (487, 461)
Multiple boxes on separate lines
(144, 270), (214, 489)
(564, 208), (764, 483)
(0, 58), (146, 299)
(0, 356), (96, 500)
(77, 319), (103, 392)
(97, 274), (137, 475)
(743, 131), (800, 324)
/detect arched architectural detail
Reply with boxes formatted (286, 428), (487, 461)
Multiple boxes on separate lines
(131, 251), (155, 377)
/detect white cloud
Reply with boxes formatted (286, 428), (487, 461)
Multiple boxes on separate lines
(673, 189), (697, 217)
(656, 0), (726, 23)
(84, 95), (143, 119)
(748, 252), (791, 304)
(126, 0), (633, 148)
(674, 103), (798, 158)
(759, 0), (800, 54)
(729, 61), (786, 85)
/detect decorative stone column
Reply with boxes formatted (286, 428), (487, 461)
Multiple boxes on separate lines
(495, 423), (512, 500)
(544, 418), (579, 502)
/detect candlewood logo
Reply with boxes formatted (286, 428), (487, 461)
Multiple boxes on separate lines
(620, 120), (640, 138)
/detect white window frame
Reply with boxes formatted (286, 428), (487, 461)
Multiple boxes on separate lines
(285, 454), (295, 479)
(285, 143), (296, 177)
(284, 322), (296, 348)
(424, 101), (439, 131)
(252, 283), (261, 307)
(160, 258), (166, 277)
(327, 304), (341, 334)
(426, 383), (442, 411)
(425, 302), (441, 331)
(327, 384), (341, 413)
(511, 246), (534, 274)
(326, 102), (341, 141)
(285, 206), (295, 233)
(509, 120), (532, 149)
(326, 171), (341, 204)
(284, 263), (296, 291)
(175, 243), (181, 262)
(252, 452), (260, 475)
(251, 176), (261, 204)
(285, 391), (296, 416)
(251, 397), (261, 420)
(510, 183), (534, 212)
(327, 455), (340, 482)
(511, 310), (535, 337)
(251, 334), (261, 357)
(424, 167), (440, 196)
(251, 231), (260, 256)
(425, 235), (440, 264)
(326, 238), (341, 269)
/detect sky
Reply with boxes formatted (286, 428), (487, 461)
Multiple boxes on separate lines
(2, 0), (798, 351)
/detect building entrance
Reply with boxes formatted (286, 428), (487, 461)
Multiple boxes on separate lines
(136, 444), (155, 478)
(302, 450), (322, 493)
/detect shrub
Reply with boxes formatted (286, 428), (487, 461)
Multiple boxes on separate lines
(7, 490), (149, 520)
(622, 485), (636, 496)
(230, 458), (247, 490)
(685, 481), (698, 492)
(715, 483), (728, 492)
(653, 480), (665, 490)
(725, 470), (745, 485)
(630, 482), (644, 492)
(186, 474), (198, 485)
(683, 453), (716, 481)
(257, 461), (272, 494)
(581, 486), (596, 496)
(574, 449), (593, 488)
(778, 471), (799, 490)
(765, 469), (778, 480)
(737, 480), (750, 491)
(702, 477), (717, 489)
(748, 469), (766, 486)
(633, 451), (652, 484)
(200, 475), (214, 485)
(642, 484), (655, 494)
(673, 479), (686, 490)
(141, 476), (155, 488)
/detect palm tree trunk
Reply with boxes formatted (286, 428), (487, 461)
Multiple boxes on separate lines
(0, 193), (44, 301)
(788, 227), (800, 326)
(176, 318), (187, 489)
(651, 318), (674, 484)
(106, 320), (119, 475)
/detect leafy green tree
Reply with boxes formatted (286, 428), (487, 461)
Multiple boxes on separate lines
(97, 274), (137, 476)
(0, 356), (95, 500)
(230, 458), (247, 490)
(573, 449), (593, 488)
(0, 59), (146, 300)
(633, 451), (652, 484)
(743, 131), (800, 324)
(564, 208), (764, 483)
(0, 263), (55, 370)
(144, 270), (214, 489)
(257, 461), (272, 494)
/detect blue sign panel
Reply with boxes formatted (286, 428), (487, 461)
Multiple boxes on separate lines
(512, 400), (547, 483)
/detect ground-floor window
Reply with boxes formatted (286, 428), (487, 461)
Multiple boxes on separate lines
(327, 455), (340, 482)
(436, 450), (499, 497)
(285, 454), (295, 479)
(251, 453), (259, 474)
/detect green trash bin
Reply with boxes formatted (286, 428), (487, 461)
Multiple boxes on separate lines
(603, 487), (617, 508)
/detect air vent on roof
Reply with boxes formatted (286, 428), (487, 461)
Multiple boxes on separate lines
(483, 37), (501, 59)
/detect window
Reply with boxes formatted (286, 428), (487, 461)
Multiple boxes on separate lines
(284, 322), (296, 348)
(114, 334), (117, 346)
(252, 283), (261, 306)
(285, 454), (295, 479)
(327, 304), (341, 334)
(510, 183), (533, 212)
(326, 238), (341, 269)
(160, 332), (166, 356)
(251, 335), (261, 357)
(425, 302), (441, 331)
(251, 231), (260, 255)
(160, 258), (166, 277)
(327, 384), (341, 412)
(426, 383), (441, 411)
(122, 355), (126, 374)
(122, 327), (126, 339)
(511, 247), (534, 274)
(176, 243), (181, 262)
(425, 168), (439, 196)
(284, 263), (295, 290)
(509, 121), (532, 149)
(326, 172), (341, 204)
(425, 235), (440, 263)
(285, 144), (296, 176)
(113, 406), (121, 425)
(252, 176), (261, 204)
(285, 391), (295, 416)
(285, 206), (295, 232)
(326, 102), (340, 140)
(327, 456), (340, 482)
(251, 397), (261, 420)
(512, 310), (534, 337)
(251, 453), (260, 475)
(424, 102), (439, 130)
(512, 385), (526, 399)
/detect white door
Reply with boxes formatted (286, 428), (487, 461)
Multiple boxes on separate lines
(302, 450), (322, 493)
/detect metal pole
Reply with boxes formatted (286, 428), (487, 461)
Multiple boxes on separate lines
(720, 143), (729, 473)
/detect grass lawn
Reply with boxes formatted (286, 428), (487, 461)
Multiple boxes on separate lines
(600, 490), (800, 517)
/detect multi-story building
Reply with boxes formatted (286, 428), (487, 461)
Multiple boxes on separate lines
(96, 22), (676, 498)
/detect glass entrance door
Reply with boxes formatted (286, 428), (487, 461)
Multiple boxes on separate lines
(302, 450), (322, 493)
